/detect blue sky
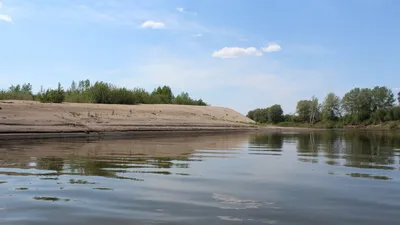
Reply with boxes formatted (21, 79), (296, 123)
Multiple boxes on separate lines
(0, 0), (399, 114)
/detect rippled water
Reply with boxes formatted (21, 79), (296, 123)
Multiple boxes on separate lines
(1, 131), (400, 224)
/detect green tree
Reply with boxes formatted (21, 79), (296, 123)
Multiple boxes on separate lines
(309, 96), (320, 124)
(397, 92), (400, 105)
(21, 83), (32, 94)
(247, 108), (269, 123)
(371, 86), (395, 111)
(151, 86), (174, 104)
(38, 83), (65, 103)
(268, 104), (283, 123)
(90, 82), (112, 104)
(322, 93), (341, 121)
(9, 84), (21, 92)
(342, 88), (373, 122)
(70, 81), (77, 92)
(296, 100), (312, 123)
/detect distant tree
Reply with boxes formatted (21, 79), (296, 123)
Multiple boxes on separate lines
(309, 96), (320, 124)
(90, 82), (112, 104)
(70, 81), (77, 92)
(37, 83), (65, 103)
(322, 93), (341, 121)
(9, 84), (21, 92)
(196, 99), (207, 106)
(342, 88), (373, 122)
(371, 86), (395, 110)
(268, 104), (283, 123)
(151, 85), (174, 104)
(84, 79), (91, 90)
(247, 108), (269, 123)
(247, 110), (255, 120)
(296, 100), (312, 123)
(398, 91), (400, 105)
(21, 83), (32, 94)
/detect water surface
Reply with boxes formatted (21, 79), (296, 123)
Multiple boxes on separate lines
(1, 131), (400, 224)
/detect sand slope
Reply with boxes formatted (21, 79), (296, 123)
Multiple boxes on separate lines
(0, 101), (256, 134)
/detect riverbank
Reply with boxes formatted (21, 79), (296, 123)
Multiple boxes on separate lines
(0, 100), (257, 139)
(262, 121), (400, 131)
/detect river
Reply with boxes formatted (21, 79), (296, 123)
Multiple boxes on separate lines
(1, 131), (399, 224)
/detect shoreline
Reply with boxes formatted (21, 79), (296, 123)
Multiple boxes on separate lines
(0, 129), (257, 141)
(0, 100), (258, 140)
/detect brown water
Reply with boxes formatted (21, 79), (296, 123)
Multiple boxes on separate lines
(1, 131), (400, 225)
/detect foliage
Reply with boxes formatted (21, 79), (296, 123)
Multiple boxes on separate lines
(371, 86), (395, 110)
(0, 83), (34, 100)
(173, 92), (207, 106)
(247, 104), (283, 124)
(249, 85), (398, 129)
(268, 104), (283, 123)
(309, 96), (320, 124)
(342, 86), (394, 123)
(37, 83), (65, 103)
(151, 86), (174, 104)
(296, 100), (312, 123)
(1, 80), (207, 106)
(322, 93), (341, 121)
(398, 92), (400, 105)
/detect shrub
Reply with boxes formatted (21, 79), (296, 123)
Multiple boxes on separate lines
(38, 83), (65, 103)
(89, 82), (112, 104)
(0, 83), (34, 101)
(173, 92), (207, 106)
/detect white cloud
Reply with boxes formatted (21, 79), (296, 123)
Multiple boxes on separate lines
(212, 47), (263, 59)
(192, 33), (202, 37)
(176, 7), (184, 12)
(140, 20), (165, 29)
(0, 14), (12, 23)
(262, 43), (282, 52)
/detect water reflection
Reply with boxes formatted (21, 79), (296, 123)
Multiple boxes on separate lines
(1, 131), (400, 224)
(248, 133), (283, 155)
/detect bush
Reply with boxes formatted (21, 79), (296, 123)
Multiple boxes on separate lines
(37, 83), (65, 103)
(110, 88), (136, 105)
(173, 92), (207, 106)
(89, 82), (112, 104)
(132, 88), (151, 104)
(0, 91), (33, 100)
(0, 83), (34, 101)
(65, 92), (91, 103)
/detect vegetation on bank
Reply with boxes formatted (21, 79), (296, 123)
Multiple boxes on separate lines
(247, 86), (400, 129)
(0, 80), (207, 106)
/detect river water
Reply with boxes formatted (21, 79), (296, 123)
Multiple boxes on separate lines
(1, 131), (400, 225)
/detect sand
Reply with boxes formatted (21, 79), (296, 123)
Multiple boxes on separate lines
(0, 100), (256, 136)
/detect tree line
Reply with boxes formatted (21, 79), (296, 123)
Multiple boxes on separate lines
(247, 86), (400, 128)
(0, 80), (207, 106)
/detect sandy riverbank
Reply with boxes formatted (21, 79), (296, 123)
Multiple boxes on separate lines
(0, 101), (257, 138)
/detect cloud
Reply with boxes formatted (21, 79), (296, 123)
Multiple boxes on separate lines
(0, 1), (2, 9)
(212, 47), (263, 59)
(192, 33), (202, 37)
(176, 7), (184, 12)
(0, 14), (12, 23)
(261, 43), (282, 52)
(140, 20), (165, 29)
